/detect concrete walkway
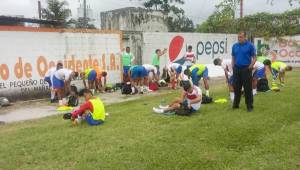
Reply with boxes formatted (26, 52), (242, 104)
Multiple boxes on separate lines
(0, 89), (173, 123)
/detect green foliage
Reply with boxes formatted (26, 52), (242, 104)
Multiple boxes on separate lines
(41, 0), (72, 27)
(270, 0), (300, 6)
(196, 0), (300, 38)
(74, 18), (96, 29)
(142, 0), (194, 32)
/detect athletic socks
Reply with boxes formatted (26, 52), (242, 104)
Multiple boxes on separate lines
(253, 89), (257, 95)
(205, 90), (210, 97)
(50, 89), (55, 100)
(230, 92), (234, 102)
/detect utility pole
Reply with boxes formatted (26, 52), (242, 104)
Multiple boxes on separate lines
(38, 1), (42, 19)
(240, 0), (243, 18)
(83, 0), (87, 28)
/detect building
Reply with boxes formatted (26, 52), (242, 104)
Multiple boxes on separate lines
(100, 7), (168, 64)
(100, 7), (168, 32)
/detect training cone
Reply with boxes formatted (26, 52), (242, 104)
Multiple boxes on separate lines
(271, 82), (280, 92)
(214, 98), (228, 104)
(57, 106), (74, 111)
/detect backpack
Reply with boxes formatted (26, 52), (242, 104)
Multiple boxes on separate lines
(257, 78), (270, 92)
(68, 95), (79, 107)
(202, 95), (213, 104)
(175, 104), (192, 116)
(175, 102), (192, 116)
(121, 82), (132, 95)
(67, 85), (79, 107)
(149, 82), (159, 91)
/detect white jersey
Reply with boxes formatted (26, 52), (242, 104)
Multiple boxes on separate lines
(184, 51), (195, 66)
(253, 61), (265, 71)
(184, 85), (202, 110)
(168, 63), (181, 71)
(45, 67), (56, 78)
(54, 68), (72, 81)
(45, 67), (57, 86)
(143, 64), (158, 74)
(221, 59), (233, 76)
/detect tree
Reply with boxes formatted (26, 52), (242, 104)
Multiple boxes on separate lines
(270, 0), (300, 6)
(41, 0), (72, 27)
(74, 18), (96, 29)
(196, 0), (299, 38)
(142, 0), (194, 32)
(196, 0), (237, 33)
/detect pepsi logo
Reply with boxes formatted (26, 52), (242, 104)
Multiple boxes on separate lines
(169, 36), (184, 62)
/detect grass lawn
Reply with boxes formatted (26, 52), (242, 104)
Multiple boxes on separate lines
(0, 70), (300, 170)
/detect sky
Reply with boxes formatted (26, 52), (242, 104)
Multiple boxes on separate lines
(0, 0), (298, 26)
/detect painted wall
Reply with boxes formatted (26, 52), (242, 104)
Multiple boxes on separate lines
(142, 32), (238, 77)
(0, 26), (122, 101)
(255, 35), (300, 67)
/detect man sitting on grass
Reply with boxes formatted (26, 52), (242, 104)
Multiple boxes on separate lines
(153, 80), (202, 116)
(71, 89), (105, 126)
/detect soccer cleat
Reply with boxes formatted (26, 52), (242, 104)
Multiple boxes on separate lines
(153, 107), (164, 114)
(159, 105), (169, 109)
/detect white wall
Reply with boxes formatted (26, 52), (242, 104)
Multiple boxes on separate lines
(0, 27), (122, 100)
(142, 32), (238, 77)
(254, 35), (300, 67)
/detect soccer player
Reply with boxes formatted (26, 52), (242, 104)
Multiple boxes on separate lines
(80, 68), (97, 93)
(184, 45), (196, 68)
(52, 68), (78, 105)
(143, 64), (158, 83)
(44, 63), (63, 103)
(128, 65), (148, 93)
(122, 47), (135, 82)
(71, 89), (105, 126)
(94, 66), (107, 93)
(152, 48), (167, 76)
(166, 63), (183, 89)
(213, 58), (234, 101)
(184, 64), (210, 97)
(270, 61), (292, 85)
(153, 80), (202, 116)
(252, 61), (266, 95)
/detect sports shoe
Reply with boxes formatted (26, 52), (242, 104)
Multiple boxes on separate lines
(153, 107), (164, 114)
(159, 105), (169, 109)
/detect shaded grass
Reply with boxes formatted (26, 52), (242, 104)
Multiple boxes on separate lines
(0, 70), (300, 170)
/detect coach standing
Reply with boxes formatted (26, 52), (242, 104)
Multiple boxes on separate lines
(232, 31), (256, 112)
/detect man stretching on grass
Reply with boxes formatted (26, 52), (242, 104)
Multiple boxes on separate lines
(71, 89), (105, 126)
(80, 68), (97, 94)
(273, 61), (293, 85)
(128, 65), (148, 93)
(184, 64), (210, 97)
(53, 68), (78, 106)
(252, 61), (266, 95)
(153, 80), (202, 116)
(214, 58), (234, 102)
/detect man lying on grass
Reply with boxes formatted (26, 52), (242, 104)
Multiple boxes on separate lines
(70, 89), (105, 126)
(153, 80), (202, 116)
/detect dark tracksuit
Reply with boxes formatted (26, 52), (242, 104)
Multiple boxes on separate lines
(232, 41), (256, 110)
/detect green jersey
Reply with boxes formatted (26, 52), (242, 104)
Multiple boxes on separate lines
(152, 54), (160, 66)
(257, 56), (270, 63)
(189, 64), (206, 75)
(122, 52), (133, 66)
